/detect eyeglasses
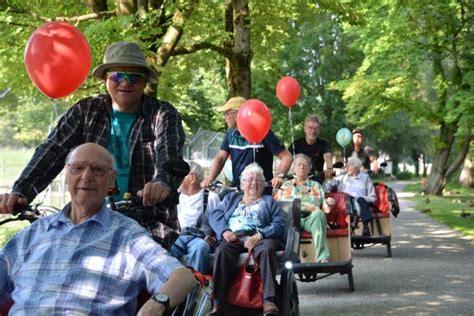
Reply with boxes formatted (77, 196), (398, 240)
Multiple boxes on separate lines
(67, 163), (112, 177)
(107, 71), (146, 84)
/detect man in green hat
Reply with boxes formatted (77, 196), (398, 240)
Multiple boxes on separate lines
(0, 42), (186, 243)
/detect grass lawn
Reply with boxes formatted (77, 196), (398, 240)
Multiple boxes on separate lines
(0, 219), (29, 247)
(0, 147), (67, 247)
(0, 147), (35, 189)
(404, 181), (474, 241)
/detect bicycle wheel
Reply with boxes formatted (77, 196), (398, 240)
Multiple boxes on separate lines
(36, 205), (60, 217)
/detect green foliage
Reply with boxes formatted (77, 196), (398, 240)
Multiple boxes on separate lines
(0, 219), (28, 247)
(396, 171), (414, 180)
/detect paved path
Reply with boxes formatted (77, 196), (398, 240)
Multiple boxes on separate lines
(298, 181), (474, 316)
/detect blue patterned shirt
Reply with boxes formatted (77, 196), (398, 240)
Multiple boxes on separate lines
(0, 204), (184, 315)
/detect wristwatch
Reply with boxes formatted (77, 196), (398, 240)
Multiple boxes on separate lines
(152, 293), (170, 312)
(276, 173), (285, 178)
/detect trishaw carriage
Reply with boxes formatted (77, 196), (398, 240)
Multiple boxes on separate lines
(291, 191), (355, 292)
(351, 182), (400, 257)
(179, 198), (302, 316)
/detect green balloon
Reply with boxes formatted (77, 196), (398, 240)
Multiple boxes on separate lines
(336, 128), (352, 147)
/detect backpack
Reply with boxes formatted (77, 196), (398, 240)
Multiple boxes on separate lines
(172, 270), (213, 316)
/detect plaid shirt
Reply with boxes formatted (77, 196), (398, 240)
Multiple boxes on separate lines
(0, 204), (184, 315)
(12, 93), (185, 230)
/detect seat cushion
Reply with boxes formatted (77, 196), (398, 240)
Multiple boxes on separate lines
(301, 229), (349, 238)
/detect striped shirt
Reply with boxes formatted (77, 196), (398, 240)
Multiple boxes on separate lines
(221, 128), (285, 187)
(0, 204), (184, 315)
(11, 93), (185, 230)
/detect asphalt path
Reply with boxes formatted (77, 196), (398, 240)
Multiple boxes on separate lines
(297, 181), (474, 316)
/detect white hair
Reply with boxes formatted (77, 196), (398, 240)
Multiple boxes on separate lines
(240, 163), (265, 182)
(348, 155), (363, 169)
(188, 161), (204, 182)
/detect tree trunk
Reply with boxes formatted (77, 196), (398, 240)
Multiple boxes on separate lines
(147, 0), (197, 97)
(116, 0), (136, 15)
(85, 0), (108, 12)
(225, 0), (251, 98)
(459, 154), (472, 187)
(424, 123), (457, 195)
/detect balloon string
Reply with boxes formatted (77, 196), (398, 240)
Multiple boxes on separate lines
(289, 108), (295, 157)
(253, 147), (256, 164)
(49, 98), (58, 134)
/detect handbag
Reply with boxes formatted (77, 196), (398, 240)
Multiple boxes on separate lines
(227, 252), (263, 309)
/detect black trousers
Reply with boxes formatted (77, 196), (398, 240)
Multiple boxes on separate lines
(212, 238), (282, 305)
(356, 197), (373, 224)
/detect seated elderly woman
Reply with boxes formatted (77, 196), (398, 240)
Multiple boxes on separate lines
(208, 163), (286, 316)
(329, 156), (376, 236)
(274, 154), (331, 263)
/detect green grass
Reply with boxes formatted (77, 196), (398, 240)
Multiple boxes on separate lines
(0, 147), (35, 187)
(0, 218), (29, 247)
(403, 180), (474, 240)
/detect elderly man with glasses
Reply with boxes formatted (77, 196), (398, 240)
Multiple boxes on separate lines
(0, 143), (196, 315)
(0, 42), (185, 245)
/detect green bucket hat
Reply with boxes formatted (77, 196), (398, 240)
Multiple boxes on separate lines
(92, 41), (158, 83)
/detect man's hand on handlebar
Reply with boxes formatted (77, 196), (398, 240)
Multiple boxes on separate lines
(271, 176), (284, 189)
(324, 169), (335, 180)
(200, 177), (213, 189)
(137, 182), (171, 207)
(0, 193), (28, 214)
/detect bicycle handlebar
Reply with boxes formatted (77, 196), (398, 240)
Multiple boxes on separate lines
(0, 204), (59, 226)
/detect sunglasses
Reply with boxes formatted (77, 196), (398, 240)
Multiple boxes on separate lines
(107, 71), (146, 84)
(67, 163), (112, 177)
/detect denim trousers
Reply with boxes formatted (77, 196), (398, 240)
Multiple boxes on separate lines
(170, 235), (211, 274)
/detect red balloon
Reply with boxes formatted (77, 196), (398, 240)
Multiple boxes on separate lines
(276, 76), (300, 108)
(237, 99), (272, 144)
(24, 22), (91, 98)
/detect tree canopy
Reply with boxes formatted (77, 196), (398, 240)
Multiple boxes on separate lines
(0, 0), (472, 194)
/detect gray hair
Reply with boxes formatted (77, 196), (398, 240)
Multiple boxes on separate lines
(304, 114), (321, 126)
(188, 161), (204, 182)
(240, 163), (266, 182)
(293, 153), (312, 169)
(348, 155), (363, 170)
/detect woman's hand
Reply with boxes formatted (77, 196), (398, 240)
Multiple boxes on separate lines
(223, 230), (238, 242)
(244, 233), (262, 251)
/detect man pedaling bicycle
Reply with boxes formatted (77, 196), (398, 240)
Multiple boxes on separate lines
(0, 41), (186, 245)
(0, 143), (196, 315)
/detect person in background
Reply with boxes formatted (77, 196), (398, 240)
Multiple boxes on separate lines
(0, 143), (195, 315)
(0, 41), (186, 243)
(201, 97), (292, 195)
(345, 128), (378, 174)
(274, 154), (331, 263)
(289, 114), (333, 184)
(170, 161), (220, 274)
(208, 163), (286, 316)
(329, 156), (376, 236)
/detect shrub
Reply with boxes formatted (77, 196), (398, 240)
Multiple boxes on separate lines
(396, 171), (413, 180)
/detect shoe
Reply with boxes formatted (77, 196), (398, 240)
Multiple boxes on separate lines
(362, 225), (371, 236)
(263, 302), (280, 316)
(209, 304), (225, 316)
(318, 259), (329, 263)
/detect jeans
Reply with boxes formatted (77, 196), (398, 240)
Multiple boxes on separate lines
(170, 235), (211, 274)
(356, 197), (373, 224)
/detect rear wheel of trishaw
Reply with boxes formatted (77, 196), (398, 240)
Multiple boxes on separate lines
(279, 268), (299, 316)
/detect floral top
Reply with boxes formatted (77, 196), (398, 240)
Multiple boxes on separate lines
(274, 178), (327, 212)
